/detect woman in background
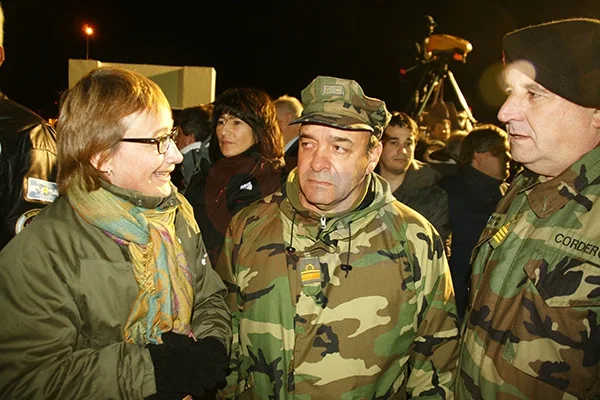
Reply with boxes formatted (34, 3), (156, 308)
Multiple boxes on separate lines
(0, 67), (231, 399)
(185, 88), (285, 267)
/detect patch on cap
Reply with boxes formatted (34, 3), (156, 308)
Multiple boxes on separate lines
(322, 84), (344, 96)
(291, 76), (391, 138)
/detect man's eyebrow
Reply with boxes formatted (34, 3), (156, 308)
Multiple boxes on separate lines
(330, 135), (355, 145)
(299, 133), (355, 145)
(523, 81), (550, 94)
(299, 132), (314, 139)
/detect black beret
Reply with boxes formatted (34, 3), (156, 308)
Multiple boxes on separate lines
(503, 18), (600, 108)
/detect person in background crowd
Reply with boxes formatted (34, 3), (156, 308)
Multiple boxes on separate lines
(185, 87), (285, 267)
(377, 111), (450, 242)
(0, 67), (231, 399)
(216, 76), (459, 399)
(440, 124), (510, 321)
(457, 18), (600, 399)
(274, 94), (303, 171)
(171, 104), (213, 191)
(0, 4), (58, 250)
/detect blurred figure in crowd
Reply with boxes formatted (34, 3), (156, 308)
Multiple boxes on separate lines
(171, 104), (213, 191)
(0, 4), (58, 250)
(185, 88), (285, 267)
(274, 94), (303, 170)
(377, 111), (450, 242)
(440, 124), (510, 320)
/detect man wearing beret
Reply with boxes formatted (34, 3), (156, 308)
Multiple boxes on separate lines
(457, 18), (600, 399)
(216, 76), (460, 399)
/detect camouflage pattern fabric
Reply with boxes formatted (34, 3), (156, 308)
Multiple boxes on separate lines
(216, 170), (459, 399)
(290, 76), (392, 138)
(457, 146), (600, 399)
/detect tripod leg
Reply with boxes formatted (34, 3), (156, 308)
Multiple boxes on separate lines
(416, 74), (442, 118)
(447, 70), (476, 123)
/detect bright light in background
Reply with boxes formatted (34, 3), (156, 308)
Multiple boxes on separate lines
(84, 25), (94, 36)
(83, 24), (95, 60)
(478, 62), (506, 109)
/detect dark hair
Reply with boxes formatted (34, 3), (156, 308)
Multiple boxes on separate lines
(175, 104), (213, 142)
(210, 88), (285, 168)
(386, 111), (418, 137)
(459, 124), (509, 165)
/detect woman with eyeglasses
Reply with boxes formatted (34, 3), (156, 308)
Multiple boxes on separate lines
(185, 88), (285, 267)
(0, 67), (231, 399)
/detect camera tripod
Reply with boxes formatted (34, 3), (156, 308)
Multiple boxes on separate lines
(405, 19), (477, 126)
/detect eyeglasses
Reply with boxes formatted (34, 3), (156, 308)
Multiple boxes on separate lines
(120, 127), (178, 154)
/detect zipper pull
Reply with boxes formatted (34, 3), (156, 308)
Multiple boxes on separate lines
(215, 187), (226, 202)
(320, 216), (327, 229)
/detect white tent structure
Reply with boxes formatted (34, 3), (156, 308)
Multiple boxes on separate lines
(68, 59), (216, 109)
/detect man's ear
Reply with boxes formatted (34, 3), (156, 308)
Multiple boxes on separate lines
(0, 46), (5, 67)
(284, 113), (295, 126)
(471, 152), (485, 169)
(592, 109), (600, 129)
(366, 141), (383, 175)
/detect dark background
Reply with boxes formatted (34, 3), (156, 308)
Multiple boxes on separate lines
(1, 0), (598, 124)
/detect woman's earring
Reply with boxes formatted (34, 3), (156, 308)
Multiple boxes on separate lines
(107, 169), (112, 176)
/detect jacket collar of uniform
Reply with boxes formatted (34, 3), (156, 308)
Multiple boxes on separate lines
(524, 145), (600, 218)
(280, 169), (396, 236)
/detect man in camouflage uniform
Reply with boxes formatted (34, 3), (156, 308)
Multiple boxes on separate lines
(457, 18), (600, 399)
(216, 76), (459, 399)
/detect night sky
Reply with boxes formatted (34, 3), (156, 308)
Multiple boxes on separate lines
(1, 0), (599, 123)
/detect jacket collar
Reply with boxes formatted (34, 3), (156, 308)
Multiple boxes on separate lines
(100, 180), (180, 210)
(524, 146), (600, 218)
(281, 169), (396, 235)
(463, 165), (505, 192)
(393, 160), (440, 195)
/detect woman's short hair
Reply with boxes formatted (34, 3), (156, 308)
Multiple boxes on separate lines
(209, 88), (285, 168)
(57, 67), (170, 194)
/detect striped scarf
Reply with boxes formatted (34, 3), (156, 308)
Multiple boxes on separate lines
(68, 183), (195, 345)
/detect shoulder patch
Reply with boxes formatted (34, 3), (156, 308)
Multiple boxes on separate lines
(25, 177), (58, 203)
(15, 208), (42, 234)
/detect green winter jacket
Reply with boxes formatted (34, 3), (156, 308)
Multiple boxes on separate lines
(216, 171), (459, 399)
(0, 185), (231, 399)
(457, 146), (600, 399)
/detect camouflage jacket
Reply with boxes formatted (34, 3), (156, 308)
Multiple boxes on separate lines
(457, 146), (600, 399)
(216, 171), (459, 399)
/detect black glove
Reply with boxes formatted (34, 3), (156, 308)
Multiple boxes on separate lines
(147, 331), (229, 398)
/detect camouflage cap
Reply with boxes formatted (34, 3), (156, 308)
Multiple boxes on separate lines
(290, 76), (391, 138)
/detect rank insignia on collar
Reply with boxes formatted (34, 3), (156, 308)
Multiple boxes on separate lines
(486, 212), (506, 230)
(490, 222), (511, 249)
(298, 257), (322, 285)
